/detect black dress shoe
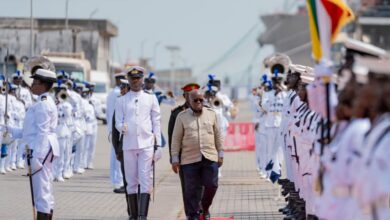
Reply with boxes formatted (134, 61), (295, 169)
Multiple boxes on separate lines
(113, 186), (126, 194)
(203, 211), (211, 220)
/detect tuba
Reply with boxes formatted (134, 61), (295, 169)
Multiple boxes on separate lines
(23, 56), (56, 87)
(267, 53), (292, 76)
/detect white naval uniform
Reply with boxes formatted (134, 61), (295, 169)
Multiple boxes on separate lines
(106, 86), (124, 188)
(354, 114), (390, 220)
(53, 100), (73, 179)
(216, 91), (234, 121)
(89, 94), (106, 120)
(9, 93), (59, 214)
(18, 86), (33, 109)
(84, 100), (98, 168)
(0, 94), (7, 173)
(79, 98), (90, 169)
(8, 95), (25, 170)
(317, 119), (370, 220)
(250, 93), (267, 173)
(3, 95), (17, 171)
(279, 90), (302, 181)
(291, 104), (320, 215)
(68, 90), (86, 172)
(261, 89), (287, 179)
(115, 90), (161, 194)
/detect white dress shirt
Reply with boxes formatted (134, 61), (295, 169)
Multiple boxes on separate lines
(115, 90), (161, 150)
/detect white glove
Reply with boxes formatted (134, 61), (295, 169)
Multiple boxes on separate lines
(122, 123), (128, 134)
(154, 147), (162, 162)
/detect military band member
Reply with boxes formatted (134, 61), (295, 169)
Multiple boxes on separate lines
(115, 66), (162, 220)
(53, 83), (73, 182)
(6, 84), (25, 172)
(6, 68), (59, 219)
(144, 72), (176, 106)
(261, 73), (287, 182)
(12, 71), (33, 109)
(251, 75), (271, 178)
(144, 72), (176, 148)
(73, 83), (88, 174)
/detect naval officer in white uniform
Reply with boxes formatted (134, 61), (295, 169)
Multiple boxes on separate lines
(115, 66), (162, 220)
(7, 68), (59, 219)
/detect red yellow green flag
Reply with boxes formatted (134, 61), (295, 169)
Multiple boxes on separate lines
(306, 0), (355, 62)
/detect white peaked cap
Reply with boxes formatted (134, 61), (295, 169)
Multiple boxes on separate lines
(353, 56), (390, 84)
(31, 69), (57, 83)
(120, 79), (129, 85)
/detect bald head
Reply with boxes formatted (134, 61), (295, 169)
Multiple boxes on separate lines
(189, 89), (204, 113)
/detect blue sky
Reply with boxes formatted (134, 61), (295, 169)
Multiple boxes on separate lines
(2, 0), (300, 85)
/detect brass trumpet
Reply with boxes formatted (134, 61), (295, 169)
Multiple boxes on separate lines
(210, 97), (223, 109)
(56, 90), (69, 103)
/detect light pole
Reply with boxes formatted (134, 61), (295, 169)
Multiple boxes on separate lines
(166, 45), (180, 91)
(65, 0), (70, 30)
(89, 9), (98, 68)
(30, 0), (34, 57)
(153, 41), (161, 70)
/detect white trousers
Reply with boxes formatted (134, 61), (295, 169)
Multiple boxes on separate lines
(265, 127), (283, 175)
(123, 148), (154, 194)
(255, 130), (268, 172)
(302, 175), (315, 215)
(282, 134), (294, 181)
(7, 141), (18, 168)
(32, 151), (55, 214)
(53, 138), (71, 178)
(109, 147), (123, 187)
(73, 135), (86, 171)
(16, 140), (25, 166)
(85, 130), (97, 167)
(62, 137), (73, 175)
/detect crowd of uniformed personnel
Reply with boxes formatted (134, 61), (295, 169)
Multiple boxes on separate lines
(0, 57), (105, 180)
(0, 51), (236, 219)
(251, 39), (390, 220)
(1, 35), (389, 220)
(0, 56), (106, 219)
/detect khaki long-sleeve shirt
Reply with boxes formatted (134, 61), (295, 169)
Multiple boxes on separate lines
(171, 107), (224, 165)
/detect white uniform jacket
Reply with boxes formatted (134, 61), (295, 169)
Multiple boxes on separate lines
(115, 90), (161, 150)
(106, 86), (120, 133)
(11, 93), (59, 159)
(56, 101), (73, 139)
(261, 90), (287, 128)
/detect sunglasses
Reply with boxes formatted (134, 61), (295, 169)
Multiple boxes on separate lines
(193, 98), (204, 103)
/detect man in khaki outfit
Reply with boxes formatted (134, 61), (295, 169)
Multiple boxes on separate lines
(171, 89), (224, 220)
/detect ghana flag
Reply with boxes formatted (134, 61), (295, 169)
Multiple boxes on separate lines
(306, 0), (355, 62)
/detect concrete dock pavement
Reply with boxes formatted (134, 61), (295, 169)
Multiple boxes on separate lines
(0, 101), (285, 220)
